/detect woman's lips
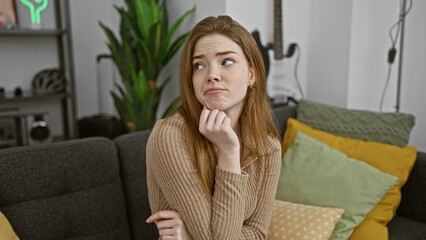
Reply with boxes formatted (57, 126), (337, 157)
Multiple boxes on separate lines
(205, 88), (226, 94)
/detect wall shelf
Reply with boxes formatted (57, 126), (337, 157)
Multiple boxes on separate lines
(0, 92), (71, 103)
(0, 29), (66, 36)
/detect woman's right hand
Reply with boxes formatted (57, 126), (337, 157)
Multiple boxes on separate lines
(199, 107), (241, 173)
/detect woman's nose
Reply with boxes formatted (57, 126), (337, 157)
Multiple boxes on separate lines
(207, 65), (220, 82)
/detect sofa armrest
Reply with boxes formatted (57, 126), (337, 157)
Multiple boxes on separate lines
(397, 151), (426, 223)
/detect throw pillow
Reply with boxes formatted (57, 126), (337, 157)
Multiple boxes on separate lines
(281, 118), (417, 240)
(268, 200), (344, 240)
(276, 131), (398, 240)
(296, 99), (415, 147)
(0, 211), (19, 240)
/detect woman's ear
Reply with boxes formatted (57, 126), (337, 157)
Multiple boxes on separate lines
(248, 68), (256, 86)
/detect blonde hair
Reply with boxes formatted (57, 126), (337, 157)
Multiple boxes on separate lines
(177, 15), (280, 195)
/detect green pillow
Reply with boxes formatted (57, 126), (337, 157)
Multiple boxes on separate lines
(296, 99), (415, 147)
(276, 131), (398, 240)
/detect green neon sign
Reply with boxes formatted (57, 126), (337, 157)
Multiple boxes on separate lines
(20, 0), (48, 24)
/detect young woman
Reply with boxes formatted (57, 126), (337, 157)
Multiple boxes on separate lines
(146, 15), (281, 240)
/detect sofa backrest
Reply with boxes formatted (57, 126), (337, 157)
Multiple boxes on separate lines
(114, 131), (158, 240)
(0, 137), (132, 240)
(271, 104), (297, 139)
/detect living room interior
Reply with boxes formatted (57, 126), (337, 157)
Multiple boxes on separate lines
(0, 0), (425, 239)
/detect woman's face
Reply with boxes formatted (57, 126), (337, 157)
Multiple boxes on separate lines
(192, 34), (255, 114)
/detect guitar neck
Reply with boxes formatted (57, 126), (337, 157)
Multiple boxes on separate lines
(274, 0), (284, 60)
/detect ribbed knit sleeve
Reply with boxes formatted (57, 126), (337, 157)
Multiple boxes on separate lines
(239, 149), (281, 239)
(146, 114), (281, 240)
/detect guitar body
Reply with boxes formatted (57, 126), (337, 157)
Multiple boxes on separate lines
(252, 0), (302, 103)
(267, 50), (301, 102)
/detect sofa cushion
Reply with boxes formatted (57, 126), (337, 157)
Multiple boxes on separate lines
(0, 211), (19, 240)
(268, 200), (344, 240)
(282, 118), (417, 240)
(296, 99), (415, 147)
(114, 130), (159, 240)
(0, 137), (131, 240)
(277, 131), (398, 240)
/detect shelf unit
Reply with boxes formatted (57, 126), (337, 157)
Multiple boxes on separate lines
(0, 0), (77, 145)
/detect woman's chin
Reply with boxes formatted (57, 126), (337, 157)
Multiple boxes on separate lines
(205, 103), (226, 111)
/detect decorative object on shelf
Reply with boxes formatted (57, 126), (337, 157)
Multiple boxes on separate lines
(28, 114), (51, 144)
(99, 0), (195, 132)
(0, 107), (20, 148)
(0, 12), (16, 29)
(0, 0), (17, 29)
(14, 86), (22, 97)
(18, 0), (47, 29)
(0, 117), (16, 149)
(31, 68), (66, 95)
(14, 0), (55, 29)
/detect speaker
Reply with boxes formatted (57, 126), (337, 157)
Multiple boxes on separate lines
(28, 114), (51, 144)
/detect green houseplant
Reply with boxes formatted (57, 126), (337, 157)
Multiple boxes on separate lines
(100, 0), (195, 132)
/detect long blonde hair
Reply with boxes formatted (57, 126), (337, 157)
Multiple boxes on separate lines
(177, 15), (280, 195)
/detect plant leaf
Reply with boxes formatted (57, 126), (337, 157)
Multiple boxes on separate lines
(164, 32), (189, 64)
(149, 22), (162, 62)
(162, 6), (195, 61)
(134, 0), (150, 40)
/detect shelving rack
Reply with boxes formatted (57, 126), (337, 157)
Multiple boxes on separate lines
(0, 0), (77, 144)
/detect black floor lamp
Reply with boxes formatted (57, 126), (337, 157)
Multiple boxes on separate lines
(381, 0), (412, 113)
(395, 0), (412, 112)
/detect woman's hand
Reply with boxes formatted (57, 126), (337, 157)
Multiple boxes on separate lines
(199, 106), (241, 173)
(146, 210), (193, 240)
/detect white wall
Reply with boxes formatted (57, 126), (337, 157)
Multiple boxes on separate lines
(305, 0), (353, 107)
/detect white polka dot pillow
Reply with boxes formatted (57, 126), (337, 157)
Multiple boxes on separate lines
(268, 200), (344, 240)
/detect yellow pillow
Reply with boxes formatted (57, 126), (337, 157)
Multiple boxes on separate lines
(0, 211), (19, 240)
(282, 118), (417, 240)
(268, 200), (344, 240)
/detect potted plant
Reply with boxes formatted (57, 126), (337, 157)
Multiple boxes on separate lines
(100, 0), (195, 132)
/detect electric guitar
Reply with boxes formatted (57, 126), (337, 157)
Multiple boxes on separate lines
(252, 0), (301, 104)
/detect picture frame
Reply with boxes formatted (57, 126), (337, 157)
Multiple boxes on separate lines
(0, 0), (18, 29)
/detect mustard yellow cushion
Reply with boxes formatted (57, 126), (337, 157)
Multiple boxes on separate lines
(0, 211), (19, 240)
(282, 118), (417, 240)
(268, 200), (344, 240)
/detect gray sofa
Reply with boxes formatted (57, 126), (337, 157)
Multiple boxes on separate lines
(0, 105), (425, 240)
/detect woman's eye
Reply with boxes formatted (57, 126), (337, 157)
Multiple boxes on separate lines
(193, 63), (204, 70)
(222, 59), (234, 66)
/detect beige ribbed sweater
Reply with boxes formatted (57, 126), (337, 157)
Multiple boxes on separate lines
(146, 113), (281, 240)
